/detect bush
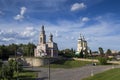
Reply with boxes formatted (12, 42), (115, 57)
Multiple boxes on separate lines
(98, 57), (107, 65)
(0, 64), (14, 79)
(0, 59), (23, 79)
(8, 59), (23, 72)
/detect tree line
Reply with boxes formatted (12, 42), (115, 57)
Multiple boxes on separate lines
(0, 43), (36, 60)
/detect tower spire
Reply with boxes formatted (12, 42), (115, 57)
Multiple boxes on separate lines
(39, 25), (46, 44)
(49, 33), (53, 42)
(41, 25), (45, 33)
(79, 33), (83, 40)
(83, 36), (85, 40)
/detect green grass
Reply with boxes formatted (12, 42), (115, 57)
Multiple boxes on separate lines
(0, 70), (37, 80)
(14, 70), (38, 80)
(42, 60), (91, 68)
(82, 68), (120, 80)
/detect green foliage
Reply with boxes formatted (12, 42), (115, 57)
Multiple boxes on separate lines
(75, 50), (84, 58)
(0, 43), (36, 59)
(8, 59), (17, 72)
(82, 68), (120, 80)
(80, 50), (84, 58)
(43, 60), (91, 68)
(0, 59), (23, 79)
(8, 59), (23, 72)
(106, 49), (112, 56)
(58, 48), (75, 58)
(0, 64), (14, 79)
(98, 47), (104, 56)
(22, 43), (36, 56)
(0, 45), (9, 59)
(98, 57), (107, 65)
(0, 60), (2, 67)
(14, 70), (38, 79)
(107, 57), (113, 61)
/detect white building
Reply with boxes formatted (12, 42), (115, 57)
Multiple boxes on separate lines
(34, 25), (58, 57)
(76, 34), (90, 55)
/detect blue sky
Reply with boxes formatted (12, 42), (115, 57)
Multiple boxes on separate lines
(0, 0), (120, 51)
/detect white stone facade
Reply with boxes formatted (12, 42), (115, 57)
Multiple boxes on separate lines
(34, 25), (58, 57)
(76, 34), (89, 54)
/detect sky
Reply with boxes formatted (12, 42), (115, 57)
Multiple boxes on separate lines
(0, 0), (120, 51)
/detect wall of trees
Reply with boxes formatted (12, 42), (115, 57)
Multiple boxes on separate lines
(0, 43), (36, 60)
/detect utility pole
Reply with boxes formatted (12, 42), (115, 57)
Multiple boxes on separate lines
(48, 57), (50, 80)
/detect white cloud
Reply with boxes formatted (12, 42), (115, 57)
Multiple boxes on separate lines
(54, 30), (62, 38)
(39, 16), (120, 50)
(0, 27), (37, 44)
(0, 30), (15, 43)
(20, 7), (26, 15)
(21, 27), (37, 38)
(14, 14), (24, 20)
(14, 6), (27, 21)
(71, 2), (86, 11)
(1, 14), (120, 50)
(2, 38), (14, 42)
(81, 17), (90, 22)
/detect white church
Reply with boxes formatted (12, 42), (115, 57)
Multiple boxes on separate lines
(34, 25), (58, 57)
(76, 34), (90, 55)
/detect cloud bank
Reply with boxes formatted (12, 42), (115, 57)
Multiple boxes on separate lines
(0, 27), (37, 44)
(71, 3), (87, 11)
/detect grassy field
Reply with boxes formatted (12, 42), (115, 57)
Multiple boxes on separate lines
(82, 68), (120, 80)
(14, 70), (38, 80)
(42, 60), (91, 68)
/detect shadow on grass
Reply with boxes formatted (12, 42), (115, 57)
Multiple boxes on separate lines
(51, 59), (66, 64)
(13, 77), (48, 80)
(22, 69), (41, 72)
(97, 63), (118, 65)
(51, 59), (74, 65)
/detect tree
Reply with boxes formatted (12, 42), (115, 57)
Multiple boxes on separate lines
(8, 43), (18, 56)
(0, 59), (23, 79)
(98, 57), (107, 65)
(0, 60), (2, 68)
(106, 49), (112, 56)
(1, 64), (14, 79)
(98, 47), (104, 56)
(79, 50), (84, 58)
(58, 48), (75, 58)
(84, 48), (89, 58)
(0, 49), (2, 59)
(8, 59), (17, 72)
(89, 50), (92, 56)
(1, 45), (9, 60)
(22, 43), (36, 56)
(0, 43), (36, 59)
(8, 59), (23, 73)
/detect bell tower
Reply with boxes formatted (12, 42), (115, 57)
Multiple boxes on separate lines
(39, 25), (46, 44)
(77, 34), (88, 52)
(49, 33), (53, 42)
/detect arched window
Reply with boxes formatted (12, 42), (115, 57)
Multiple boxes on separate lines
(40, 37), (42, 43)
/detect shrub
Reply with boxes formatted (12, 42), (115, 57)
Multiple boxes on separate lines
(8, 59), (23, 72)
(98, 57), (107, 65)
(0, 64), (14, 79)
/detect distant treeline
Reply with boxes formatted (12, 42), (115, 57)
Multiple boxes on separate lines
(0, 43), (36, 60)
